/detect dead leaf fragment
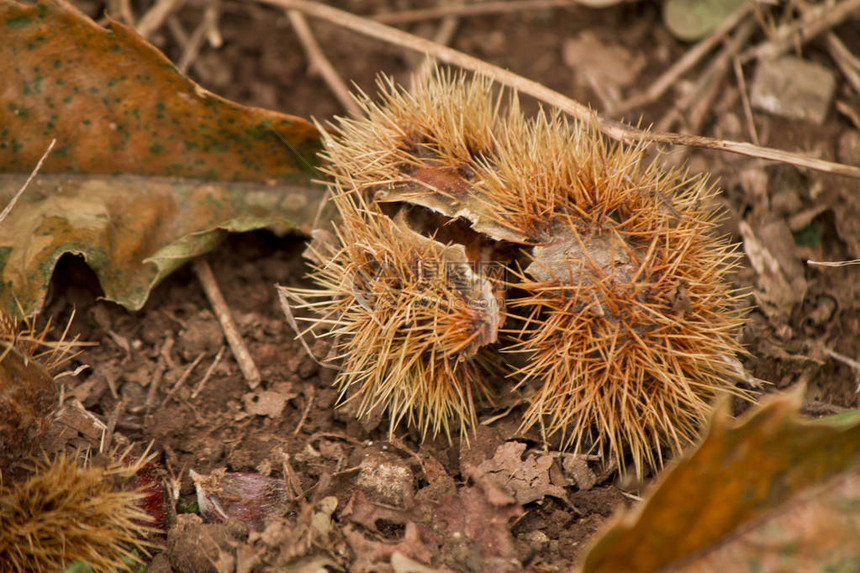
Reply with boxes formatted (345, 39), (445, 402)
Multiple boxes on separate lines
(580, 390), (860, 573)
(750, 56), (837, 125)
(167, 513), (243, 573)
(476, 441), (567, 505)
(677, 472), (860, 572)
(240, 385), (297, 420)
(0, 174), (326, 316)
(562, 31), (645, 103)
(343, 478), (523, 571)
(739, 218), (807, 320)
(435, 482), (523, 572)
(562, 454), (597, 491)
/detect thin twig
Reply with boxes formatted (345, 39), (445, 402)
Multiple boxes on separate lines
(191, 345), (225, 399)
(265, 0), (860, 179)
(102, 399), (126, 453)
(815, 344), (860, 392)
(836, 100), (860, 130)
(741, 0), (860, 62)
(293, 385), (315, 434)
(281, 452), (304, 500)
(104, 370), (120, 400)
(734, 56), (760, 146)
(145, 352), (168, 411)
(108, 0), (136, 26)
(807, 258), (860, 267)
(145, 335), (174, 411)
(166, 14), (189, 44)
(827, 33), (860, 96)
(656, 25), (745, 134)
(193, 258), (262, 388)
(206, 0), (224, 48)
(161, 351), (206, 407)
(166, 16), (221, 86)
(688, 20), (756, 133)
(177, 0), (222, 73)
(287, 10), (362, 116)
(136, 0), (187, 40)
(374, 0), (585, 24)
(612, 1), (755, 115)
(0, 139), (55, 225)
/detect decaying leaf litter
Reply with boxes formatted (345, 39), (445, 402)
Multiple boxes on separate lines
(3, 0), (860, 571)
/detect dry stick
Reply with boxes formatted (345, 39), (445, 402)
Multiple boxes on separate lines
(374, 0), (585, 24)
(0, 139), (55, 225)
(165, 16), (216, 84)
(136, 0), (187, 40)
(734, 56), (760, 146)
(281, 453), (303, 500)
(265, 0), (860, 179)
(102, 399), (126, 453)
(145, 360), (167, 411)
(145, 336), (174, 410)
(287, 10), (362, 116)
(815, 344), (860, 392)
(293, 385), (315, 434)
(836, 100), (860, 130)
(191, 345), (225, 399)
(741, 0), (860, 62)
(161, 351), (206, 407)
(177, 0), (222, 73)
(612, 1), (755, 116)
(192, 258), (262, 388)
(688, 20), (756, 134)
(655, 25), (750, 135)
(205, 0), (224, 48)
(108, 0), (136, 26)
(807, 258), (860, 267)
(104, 370), (120, 400)
(827, 33), (860, 96)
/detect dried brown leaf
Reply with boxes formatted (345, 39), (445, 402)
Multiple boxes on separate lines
(580, 390), (860, 573)
(476, 441), (568, 505)
(0, 174), (326, 316)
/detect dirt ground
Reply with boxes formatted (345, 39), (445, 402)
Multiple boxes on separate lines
(43, 1), (860, 571)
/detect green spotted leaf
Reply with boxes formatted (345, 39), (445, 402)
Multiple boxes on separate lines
(0, 0), (327, 316)
(0, 0), (321, 181)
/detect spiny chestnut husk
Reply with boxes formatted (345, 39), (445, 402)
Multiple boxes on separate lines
(0, 313), (80, 469)
(0, 451), (158, 573)
(282, 194), (500, 441)
(284, 69), (749, 474)
(481, 114), (748, 473)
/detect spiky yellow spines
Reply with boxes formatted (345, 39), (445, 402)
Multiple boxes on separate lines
(480, 114), (746, 473)
(285, 69), (748, 473)
(0, 452), (157, 573)
(321, 72), (504, 195)
(1, 313), (80, 469)
(284, 196), (500, 441)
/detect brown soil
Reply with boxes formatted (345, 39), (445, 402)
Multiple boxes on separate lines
(43, 1), (860, 571)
